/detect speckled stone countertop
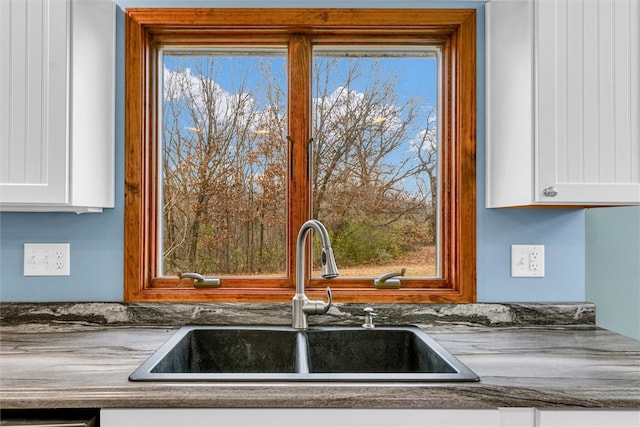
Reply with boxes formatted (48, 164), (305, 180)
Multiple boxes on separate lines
(0, 303), (638, 410)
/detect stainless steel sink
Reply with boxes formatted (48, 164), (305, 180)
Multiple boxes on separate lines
(129, 325), (479, 382)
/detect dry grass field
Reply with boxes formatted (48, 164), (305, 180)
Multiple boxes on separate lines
(335, 245), (437, 278)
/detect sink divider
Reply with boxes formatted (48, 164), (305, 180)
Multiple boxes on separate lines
(294, 332), (310, 374)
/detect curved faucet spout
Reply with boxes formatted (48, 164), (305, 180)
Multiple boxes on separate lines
(292, 220), (339, 329)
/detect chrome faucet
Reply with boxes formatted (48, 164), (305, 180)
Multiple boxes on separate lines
(292, 219), (339, 329)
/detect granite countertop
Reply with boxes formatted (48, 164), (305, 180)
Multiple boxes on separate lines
(0, 302), (639, 410)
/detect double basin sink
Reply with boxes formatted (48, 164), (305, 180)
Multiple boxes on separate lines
(130, 325), (479, 382)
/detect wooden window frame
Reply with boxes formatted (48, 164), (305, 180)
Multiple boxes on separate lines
(124, 8), (476, 303)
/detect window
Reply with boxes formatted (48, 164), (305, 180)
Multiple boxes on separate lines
(125, 8), (476, 303)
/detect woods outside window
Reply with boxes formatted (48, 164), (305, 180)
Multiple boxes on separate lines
(125, 9), (476, 303)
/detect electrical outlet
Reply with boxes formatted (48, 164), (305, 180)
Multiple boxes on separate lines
(511, 245), (545, 277)
(24, 243), (70, 276)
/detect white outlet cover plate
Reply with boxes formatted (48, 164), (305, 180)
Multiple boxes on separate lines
(511, 244), (545, 278)
(24, 243), (70, 276)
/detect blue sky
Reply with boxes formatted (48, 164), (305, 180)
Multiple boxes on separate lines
(163, 50), (438, 116)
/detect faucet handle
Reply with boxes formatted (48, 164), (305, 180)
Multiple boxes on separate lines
(302, 287), (333, 316)
(323, 287), (332, 313)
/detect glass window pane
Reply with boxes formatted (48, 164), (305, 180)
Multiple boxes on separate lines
(311, 47), (440, 279)
(160, 49), (288, 277)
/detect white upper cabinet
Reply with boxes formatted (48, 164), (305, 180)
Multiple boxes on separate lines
(486, 0), (639, 207)
(0, 0), (115, 213)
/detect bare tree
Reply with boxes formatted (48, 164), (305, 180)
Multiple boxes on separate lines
(162, 57), (287, 275)
(311, 57), (438, 259)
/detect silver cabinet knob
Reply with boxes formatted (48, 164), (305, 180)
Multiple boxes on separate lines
(543, 186), (558, 197)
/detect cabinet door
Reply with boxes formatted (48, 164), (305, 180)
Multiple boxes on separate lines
(0, 0), (70, 205)
(486, 0), (536, 208)
(535, 0), (640, 205)
(101, 409), (502, 427)
(536, 409), (640, 427)
(0, 0), (114, 212)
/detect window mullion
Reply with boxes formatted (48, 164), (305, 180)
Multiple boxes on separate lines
(287, 34), (313, 284)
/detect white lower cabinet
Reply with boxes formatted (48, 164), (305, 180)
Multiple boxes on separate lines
(100, 408), (640, 427)
(101, 409), (502, 427)
(536, 409), (640, 427)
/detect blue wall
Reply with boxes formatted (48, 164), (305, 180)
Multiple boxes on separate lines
(586, 207), (640, 340)
(0, 0), (586, 303)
